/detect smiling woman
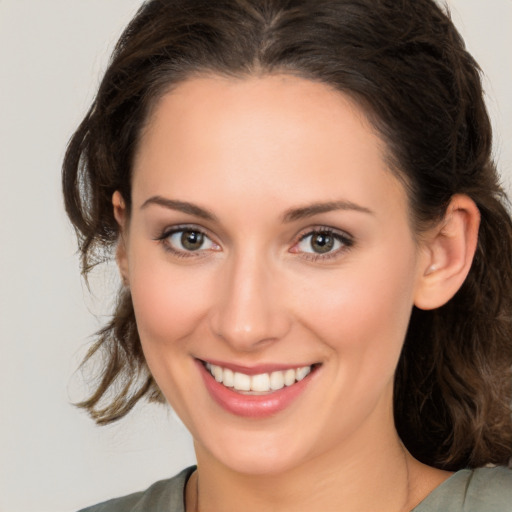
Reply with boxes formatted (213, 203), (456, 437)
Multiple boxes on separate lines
(63, 1), (512, 511)
(114, 76), (430, 480)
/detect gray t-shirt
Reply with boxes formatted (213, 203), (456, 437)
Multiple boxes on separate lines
(79, 465), (512, 511)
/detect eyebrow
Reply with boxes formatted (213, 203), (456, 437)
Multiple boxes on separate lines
(141, 196), (373, 223)
(282, 200), (374, 223)
(140, 196), (217, 221)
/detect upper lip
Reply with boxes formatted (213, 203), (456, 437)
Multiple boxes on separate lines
(199, 358), (318, 375)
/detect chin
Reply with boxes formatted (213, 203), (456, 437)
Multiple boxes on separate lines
(196, 426), (314, 477)
(219, 450), (305, 477)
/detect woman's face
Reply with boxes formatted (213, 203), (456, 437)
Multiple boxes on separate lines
(118, 75), (429, 475)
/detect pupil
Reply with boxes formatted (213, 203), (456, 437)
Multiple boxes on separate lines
(312, 233), (334, 253)
(181, 231), (203, 251)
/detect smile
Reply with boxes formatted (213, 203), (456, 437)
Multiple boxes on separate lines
(205, 362), (313, 394)
(197, 359), (319, 418)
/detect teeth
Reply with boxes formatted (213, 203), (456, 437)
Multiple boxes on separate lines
(207, 363), (313, 393)
(296, 366), (311, 381)
(233, 372), (251, 391)
(251, 373), (270, 392)
(213, 365), (223, 383)
(269, 371), (284, 390)
(223, 368), (234, 387)
(284, 368), (296, 386)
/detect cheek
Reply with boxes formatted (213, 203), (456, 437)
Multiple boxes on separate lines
(128, 250), (214, 346)
(295, 244), (418, 372)
(127, 251), (217, 414)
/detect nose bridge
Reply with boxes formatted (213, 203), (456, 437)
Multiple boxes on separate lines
(210, 245), (289, 350)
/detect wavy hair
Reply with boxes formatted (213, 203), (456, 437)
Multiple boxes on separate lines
(63, 0), (512, 471)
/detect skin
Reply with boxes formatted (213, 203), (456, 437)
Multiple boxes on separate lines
(114, 75), (479, 511)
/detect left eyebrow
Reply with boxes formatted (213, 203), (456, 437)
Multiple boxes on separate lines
(140, 195), (218, 221)
(282, 200), (374, 223)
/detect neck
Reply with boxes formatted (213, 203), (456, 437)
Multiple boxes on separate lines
(190, 417), (420, 512)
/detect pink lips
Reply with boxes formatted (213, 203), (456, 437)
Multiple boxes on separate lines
(196, 359), (316, 418)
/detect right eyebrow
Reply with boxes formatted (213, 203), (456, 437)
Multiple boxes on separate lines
(282, 200), (374, 223)
(140, 195), (218, 221)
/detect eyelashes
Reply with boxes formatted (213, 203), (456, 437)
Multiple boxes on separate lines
(154, 226), (220, 258)
(292, 228), (354, 261)
(154, 225), (354, 261)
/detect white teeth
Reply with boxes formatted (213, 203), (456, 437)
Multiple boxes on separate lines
(223, 368), (234, 387)
(213, 365), (223, 383)
(233, 372), (251, 391)
(269, 371), (285, 390)
(296, 366), (311, 381)
(206, 363), (313, 393)
(251, 373), (270, 392)
(284, 368), (296, 386)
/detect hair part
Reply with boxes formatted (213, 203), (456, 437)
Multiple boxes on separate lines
(63, 0), (512, 470)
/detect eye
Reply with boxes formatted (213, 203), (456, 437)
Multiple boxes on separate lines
(157, 227), (220, 256)
(171, 230), (208, 251)
(293, 228), (353, 258)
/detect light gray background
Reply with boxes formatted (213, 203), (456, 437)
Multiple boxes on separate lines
(0, 1), (510, 511)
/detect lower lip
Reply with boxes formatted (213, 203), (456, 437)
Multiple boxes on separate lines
(197, 361), (316, 418)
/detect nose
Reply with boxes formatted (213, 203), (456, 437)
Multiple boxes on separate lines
(209, 250), (291, 352)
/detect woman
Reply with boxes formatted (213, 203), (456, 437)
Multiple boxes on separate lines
(63, 0), (512, 510)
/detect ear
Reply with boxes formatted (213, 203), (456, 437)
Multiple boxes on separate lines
(112, 191), (130, 286)
(414, 194), (480, 310)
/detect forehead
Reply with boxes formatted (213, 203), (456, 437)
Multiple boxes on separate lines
(132, 74), (407, 219)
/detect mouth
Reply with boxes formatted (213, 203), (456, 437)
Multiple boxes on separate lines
(198, 359), (320, 417)
(198, 358), (319, 417)
(203, 361), (317, 394)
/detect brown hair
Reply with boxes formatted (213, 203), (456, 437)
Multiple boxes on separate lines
(63, 0), (512, 471)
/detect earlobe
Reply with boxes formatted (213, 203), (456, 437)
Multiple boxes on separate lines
(414, 195), (480, 310)
(112, 191), (130, 286)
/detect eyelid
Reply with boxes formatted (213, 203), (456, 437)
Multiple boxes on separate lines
(295, 225), (353, 243)
(154, 223), (205, 240)
(154, 224), (221, 256)
(290, 226), (354, 260)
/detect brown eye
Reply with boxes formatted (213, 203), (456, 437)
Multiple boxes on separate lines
(181, 230), (204, 251)
(295, 229), (352, 258)
(162, 228), (218, 254)
(309, 232), (335, 253)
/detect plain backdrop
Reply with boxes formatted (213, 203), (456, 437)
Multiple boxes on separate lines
(0, 1), (510, 511)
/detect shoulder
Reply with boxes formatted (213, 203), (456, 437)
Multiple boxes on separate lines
(464, 466), (512, 510)
(414, 466), (512, 512)
(77, 466), (196, 512)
